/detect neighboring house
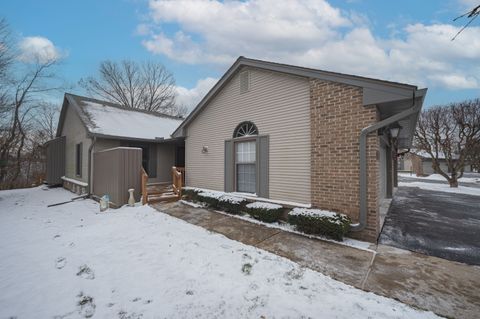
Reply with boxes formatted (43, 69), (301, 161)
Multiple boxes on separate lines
(173, 57), (427, 241)
(401, 151), (474, 176)
(45, 93), (184, 203)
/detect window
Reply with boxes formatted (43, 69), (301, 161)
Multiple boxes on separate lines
(233, 121), (258, 138)
(129, 144), (155, 177)
(75, 143), (82, 177)
(225, 122), (268, 197)
(236, 140), (256, 193)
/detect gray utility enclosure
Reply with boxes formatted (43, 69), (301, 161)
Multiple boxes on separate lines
(92, 147), (142, 207)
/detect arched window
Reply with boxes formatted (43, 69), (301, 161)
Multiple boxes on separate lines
(233, 121), (258, 138)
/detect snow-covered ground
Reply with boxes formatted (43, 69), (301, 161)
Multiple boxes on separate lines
(0, 187), (440, 318)
(399, 172), (480, 184)
(399, 173), (480, 196)
(399, 181), (480, 196)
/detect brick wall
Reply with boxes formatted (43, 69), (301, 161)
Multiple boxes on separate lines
(310, 79), (380, 242)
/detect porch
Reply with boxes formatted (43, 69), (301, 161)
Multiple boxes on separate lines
(141, 166), (185, 204)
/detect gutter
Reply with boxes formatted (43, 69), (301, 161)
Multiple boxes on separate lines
(351, 88), (427, 232)
(87, 136), (96, 196)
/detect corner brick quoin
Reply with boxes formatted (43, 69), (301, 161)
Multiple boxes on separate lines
(309, 79), (380, 242)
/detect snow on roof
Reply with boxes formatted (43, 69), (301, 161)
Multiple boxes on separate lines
(75, 97), (183, 141)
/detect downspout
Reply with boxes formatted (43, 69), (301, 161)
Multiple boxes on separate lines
(351, 89), (425, 231)
(87, 136), (96, 196)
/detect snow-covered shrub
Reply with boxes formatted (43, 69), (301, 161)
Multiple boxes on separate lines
(197, 190), (224, 208)
(182, 187), (200, 202)
(288, 208), (351, 241)
(218, 195), (246, 214)
(245, 202), (284, 223)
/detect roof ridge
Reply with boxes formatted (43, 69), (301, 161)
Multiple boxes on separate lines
(64, 92), (184, 121)
(238, 56), (417, 89)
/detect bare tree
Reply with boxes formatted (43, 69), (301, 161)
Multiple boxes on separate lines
(79, 60), (185, 116)
(466, 142), (480, 172)
(0, 18), (13, 79)
(414, 99), (480, 187)
(0, 59), (62, 187)
(35, 102), (59, 141)
(0, 16), (63, 189)
(452, 3), (480, 40)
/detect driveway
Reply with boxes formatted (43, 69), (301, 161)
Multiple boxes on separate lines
(379, 179), (480, 265)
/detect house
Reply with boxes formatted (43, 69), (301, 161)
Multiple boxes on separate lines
(45, 93), (184, 206)
(172, 57), (427, 241)
(400, 151), (474, 176)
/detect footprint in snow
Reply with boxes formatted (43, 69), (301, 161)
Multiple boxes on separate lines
(77, 292), (96, 318)
(284, 266), (305, 280)
(118, 310), (143, 319)
(76, 265), (95, 280)
(55, 257), (66, 269)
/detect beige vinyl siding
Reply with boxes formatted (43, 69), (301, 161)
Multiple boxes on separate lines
(185, 67), (311, 204)
(94, 138), (121, 152)
(61, 104), (91, 183)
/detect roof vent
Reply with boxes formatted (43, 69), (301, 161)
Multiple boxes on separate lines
(240, 71), (250, 94)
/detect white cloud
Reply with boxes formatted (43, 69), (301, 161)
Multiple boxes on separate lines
(18, 36), (63, 63)
(135, 23), (151, 36)
(141, 0), (480, 90)
(457, 0), (479, 10)
(176, 77), (218, 111)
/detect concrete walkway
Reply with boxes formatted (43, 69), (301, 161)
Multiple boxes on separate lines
(152, 201), (480, 319)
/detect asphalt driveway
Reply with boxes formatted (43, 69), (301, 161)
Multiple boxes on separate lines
(379, 180), (480, 265)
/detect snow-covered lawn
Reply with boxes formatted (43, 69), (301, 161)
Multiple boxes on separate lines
(0, 187), (439, 318)
(399, 181), (480, 196)
(399, 172), (480, 184)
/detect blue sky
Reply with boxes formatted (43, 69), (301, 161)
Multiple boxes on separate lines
(2, 0), (479, 109)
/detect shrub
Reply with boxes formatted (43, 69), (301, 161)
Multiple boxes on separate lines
(245, 202), (284, 223)
(288, 208), (351, 241)
(218, 195), (246, 214)
(197, 190), (224, 209)
(182, 187), (200, 202)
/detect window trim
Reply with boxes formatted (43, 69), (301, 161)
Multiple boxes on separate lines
(232, 135), (261, 194)
(234, 138), (257, 194)
(225, 134), (269, 197)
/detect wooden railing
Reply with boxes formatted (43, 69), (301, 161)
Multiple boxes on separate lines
(141, 167), (149, 205)
(172, 166), (185, 199)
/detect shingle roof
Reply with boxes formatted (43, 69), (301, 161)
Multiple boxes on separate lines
(172, 56), (425, 138)
(57, 93), (183, 141)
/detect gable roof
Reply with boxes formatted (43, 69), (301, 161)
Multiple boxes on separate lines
(172, 56), (422, 138)
(57, 93), (183, 142)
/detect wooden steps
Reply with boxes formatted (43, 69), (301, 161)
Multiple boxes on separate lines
(141, 167), (184, 205)
(145, 183), (178, 203)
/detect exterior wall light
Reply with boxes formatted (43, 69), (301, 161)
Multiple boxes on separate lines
(201, 146), (209, 153)
(389, 124), (401, 139)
